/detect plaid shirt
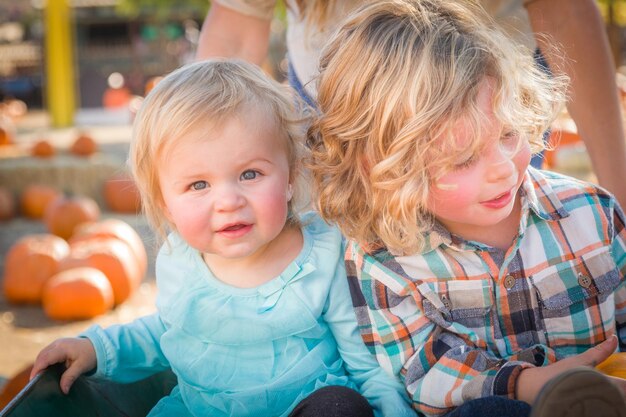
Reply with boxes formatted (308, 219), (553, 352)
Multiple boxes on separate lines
(346, 167), (626, 417)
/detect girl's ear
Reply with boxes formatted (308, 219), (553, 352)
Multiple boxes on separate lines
(160, 199), (174, 223)
(286, 183), (293, 202)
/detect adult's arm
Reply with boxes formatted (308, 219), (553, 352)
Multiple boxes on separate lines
(526, 0), (626, 207)
(195, 2), (272, 65)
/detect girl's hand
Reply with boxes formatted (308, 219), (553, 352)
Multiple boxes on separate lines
(29, 337), (97, 394)
(516, 335), (621, 404)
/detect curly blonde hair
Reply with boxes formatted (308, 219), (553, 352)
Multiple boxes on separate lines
(308, 0), (567, 256)
(130, 59), (309, 243)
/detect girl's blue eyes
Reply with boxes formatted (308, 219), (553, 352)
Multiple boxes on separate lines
(240, 170), (258, 181)
(191, 181), (208, 191)
(189, 170), (260, 190)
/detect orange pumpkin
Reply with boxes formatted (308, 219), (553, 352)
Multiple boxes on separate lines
(0, 363), (33, 409)
(20, 184), (62, 219)
(69, 218), (148, 279)
(0, 125), (13, 146)
(544, 128), (582, 169)
(144, 76), (163, 95)
(44, 195), (100, 240)
(0, 186), (16, 221)
(61, 238), (142, 304)
(2, 234), (71, 303)
(42, 267), (114, 320)
(103, 173), (142, 213)
(30, 140), (55, 158)
(596, 352), (626, 379)
(69, 132), (98, 157)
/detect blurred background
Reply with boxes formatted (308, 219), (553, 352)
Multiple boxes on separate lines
(0, 0), (287, 122)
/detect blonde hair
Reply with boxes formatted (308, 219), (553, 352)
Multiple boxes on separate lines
(130, 59), (308, 242)
(309, 0), (567, 256)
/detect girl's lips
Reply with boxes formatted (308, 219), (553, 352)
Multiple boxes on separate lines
(480, 189), (513, 209)
(217, 223), (252, 238)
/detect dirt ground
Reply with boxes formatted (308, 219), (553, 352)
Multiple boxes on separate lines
(0, 110), (160, 392)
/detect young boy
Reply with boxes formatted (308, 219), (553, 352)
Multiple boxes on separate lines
(308, 1), (626, 416)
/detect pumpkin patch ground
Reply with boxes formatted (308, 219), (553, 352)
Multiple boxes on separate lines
(0, 213), (159, 396)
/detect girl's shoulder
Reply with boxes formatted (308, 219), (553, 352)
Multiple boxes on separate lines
(299, 211), (343, 254)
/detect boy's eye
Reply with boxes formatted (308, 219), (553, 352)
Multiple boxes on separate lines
(190, 181), (208, 191)
(240, 170), (259, 181)
(453, 154), (478, 170)
(500, 130), (521, 153)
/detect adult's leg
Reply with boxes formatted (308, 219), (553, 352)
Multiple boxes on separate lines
(443, 396), (531, 417)
(288, 386), (374, 417)
(287, 59), (317, 109)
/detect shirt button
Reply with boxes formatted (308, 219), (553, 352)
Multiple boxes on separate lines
(503, 275), (516, 289)
(578, 273), (592, 288)
(441, 295), (452, 309)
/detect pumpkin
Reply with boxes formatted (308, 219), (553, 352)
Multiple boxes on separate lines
(103, 173), (142, 213)
(0, 124), (14, 146)
(596, 352), (626, 379)
(544, 128), (582, 169)
(44, 195), (100, 240)
(0, 363), (33, 409)
(20, 184), (62, 219)
(69, 132), (98, 157)
(0, 186), (16, 221)
(42, 267), (114, 320)
(2, 234), (71, 303)
(61, 238), (142, 304)
(144, 76), (163, 95)
(30, 139), (55, 158)
(69, 218), (148, 279)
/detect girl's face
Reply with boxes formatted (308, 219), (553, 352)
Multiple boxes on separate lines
(426, 79), (531, 246)
(158, 111), (293, 262)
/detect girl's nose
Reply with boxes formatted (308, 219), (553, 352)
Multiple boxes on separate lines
(213, 185), (245, 211)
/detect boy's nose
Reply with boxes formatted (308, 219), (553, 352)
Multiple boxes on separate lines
(486, 151), (516, 182)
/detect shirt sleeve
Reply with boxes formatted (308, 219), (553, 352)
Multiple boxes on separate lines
(213, 0), (276, 20)
(323, 246), (415, 417)
(81, 313), (170, 383)
(345, 242), (556, 417)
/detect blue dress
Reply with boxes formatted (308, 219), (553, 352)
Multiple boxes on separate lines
(82, 213), (414, 417)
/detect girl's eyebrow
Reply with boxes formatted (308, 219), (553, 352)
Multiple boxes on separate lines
(237, 156), (276, 167)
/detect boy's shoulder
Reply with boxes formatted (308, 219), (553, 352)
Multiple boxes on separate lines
(528, 167), (616, 212)
(531, 167), (606, 193)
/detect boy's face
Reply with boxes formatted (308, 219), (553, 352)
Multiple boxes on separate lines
(426, 79), (531, 246)
(158, 111), (293, 262)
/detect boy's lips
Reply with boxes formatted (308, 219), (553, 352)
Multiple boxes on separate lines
(480, 189), (514, 209)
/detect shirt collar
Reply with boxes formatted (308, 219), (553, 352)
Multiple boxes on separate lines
(524, 166), (570, 221)
(420, 166), (570, 255)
